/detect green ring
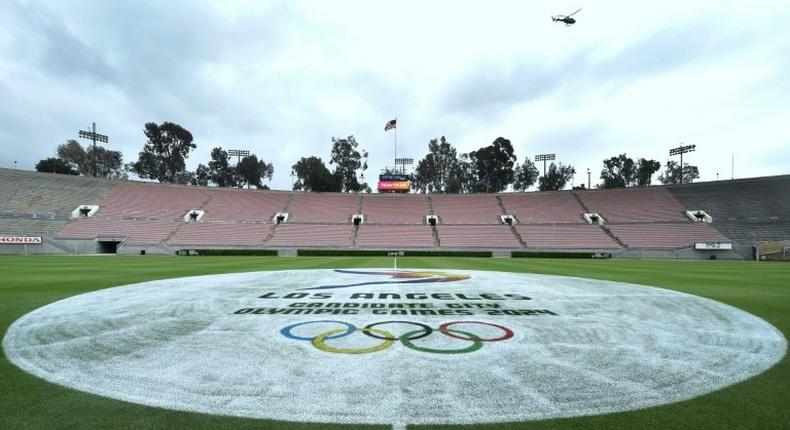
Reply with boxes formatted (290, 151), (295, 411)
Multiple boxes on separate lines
(399, 328), (483, 354)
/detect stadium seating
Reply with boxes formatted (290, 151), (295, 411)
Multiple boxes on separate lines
(267, 224), (353, 247)
(355, 225), (435, 247)
(576, 187), (688, 223)
(438, 225), (522, 248)
(9, 168), (790, 257)
(98, 182), (211, 220)
(58, 218), (179, 245)
(361, 194), (429, 224)
(517, 224), (620, 249)
(168, 222), (269, 246)
(287, 193), (359, 224)
(669, 175), (790, 244)
(203, 189), (289, 222)
(607, 223), (728, 248)
(0, 168), (113, 217)
(430, 195), (501, 224)
(499, 192), (585, 224)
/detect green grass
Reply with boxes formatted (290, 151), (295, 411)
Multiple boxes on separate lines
(0, 255), (788, 430)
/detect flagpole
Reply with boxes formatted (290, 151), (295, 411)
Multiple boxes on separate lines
(394, 117), (398, 171)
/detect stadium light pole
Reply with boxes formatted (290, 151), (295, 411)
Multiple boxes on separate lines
(587, 168), (591, 189)
(78, 122), (109, 177)
(669, 143), (695, 184)
(535, 153), (556, 176)
(228, 149), (250, 165)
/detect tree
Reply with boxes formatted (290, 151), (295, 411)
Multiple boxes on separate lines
(412, 136), (466, 193)
(599, 153), (636, 189)
(292, 156), (339, 192)
(539, 162), (576, 191)
(57, 139), (125, 178)
(466, 137), (517, 193)
(35, 158), (78, 175)
(658, 161), (699, 185)
(513, 157), (540, 191)
(330, 136), (368, 192)
(56, 140), (87, 173)
(192, 164), (210, 186)
(207, 147), (236, 187)
(237, 154), (274, 189)
(635, 158), (661, 186)
(128, 122), (196, 183)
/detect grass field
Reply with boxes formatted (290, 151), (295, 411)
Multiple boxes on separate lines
(1, 255), (788, 430)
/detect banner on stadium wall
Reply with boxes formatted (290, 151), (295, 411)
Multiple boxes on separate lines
(377, 180), (410, 191)
(695, 241), (733, 250)
(0, 236), (42, 244)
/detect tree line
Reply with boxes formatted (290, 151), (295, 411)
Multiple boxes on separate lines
(35, 121), (700, 191)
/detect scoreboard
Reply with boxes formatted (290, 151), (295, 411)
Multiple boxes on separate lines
(378, 173), (411, 193)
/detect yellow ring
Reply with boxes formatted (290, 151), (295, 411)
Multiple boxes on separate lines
(312, 327), (394, 354)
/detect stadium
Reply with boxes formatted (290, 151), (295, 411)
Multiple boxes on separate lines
(1, 167), (788, 429)
(2, 2), (789, 429)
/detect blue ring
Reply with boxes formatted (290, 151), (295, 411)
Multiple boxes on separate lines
(280, 320), (356, 341)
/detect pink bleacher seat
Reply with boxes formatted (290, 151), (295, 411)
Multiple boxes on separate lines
(499, 192), (584, 224)
(516, 224), (619, 248)
(430, 195), (501, 224)
(607, 223), (728, 248)
(168, 223), (269, 246)
(287, 193), (359, 223)
(58, 218), (178, 245)
(438, 225), (522, 248)
(361, 195), (429, 224)
(267, 224), (353, 246)
(576, 187), (688, 223)
(99, 182), (210, 220)
(355, 225), (434, 247)
(204, 189), (289, 222)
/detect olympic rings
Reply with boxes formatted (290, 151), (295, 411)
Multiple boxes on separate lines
(439, 321), (514, 342)
(280, 320), (356, 341)
(280, 320), (513, 355)
(362, 321), (433, 341)
(313, 327), (394, 354)
(399, 328), (483, 354)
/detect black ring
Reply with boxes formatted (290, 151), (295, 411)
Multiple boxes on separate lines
(362, 321), (433, 341)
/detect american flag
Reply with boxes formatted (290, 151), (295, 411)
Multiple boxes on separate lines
(384, 119), (397, 131)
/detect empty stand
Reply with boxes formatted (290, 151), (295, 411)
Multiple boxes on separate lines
(517, 225), (620, 249)
(499, 192), (585, 224)
(168, 223), (269, 246)
(361, 194), (429, 224)
(576, 187), (688, 223)
(58, 218), (179, 245)
(356, 225), (434, 247)
(287, 193), (359, 224)
(430, 195), (501, 224)
(0, 217), (69, 236)
(607, 223), (728, 248)
(204, 189), (289, 222)
(267, 224), (353, 246)
(669, 175), (790, 244)
(0, 168), (113, 216)
(98, 182), (211, 220)
(438, 225), (522, 248)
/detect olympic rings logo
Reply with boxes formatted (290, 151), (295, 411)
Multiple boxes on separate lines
(280, 320), (514, 355)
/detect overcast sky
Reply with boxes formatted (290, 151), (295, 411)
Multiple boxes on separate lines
(1, 0), (788, 190)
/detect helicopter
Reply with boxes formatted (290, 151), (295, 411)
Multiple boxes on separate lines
(552, 8), (581, 26)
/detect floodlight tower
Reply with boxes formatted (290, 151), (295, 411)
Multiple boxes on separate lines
(78, 122), (109, 177)
(535, 153), (556, 176)
(669, 143), (696, 184)
(228, 149), (250, 165)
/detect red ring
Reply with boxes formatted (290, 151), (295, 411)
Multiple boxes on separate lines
(439, 321), (514, 342)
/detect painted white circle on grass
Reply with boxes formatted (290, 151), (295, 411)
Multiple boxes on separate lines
(3, 269), (786, 426)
